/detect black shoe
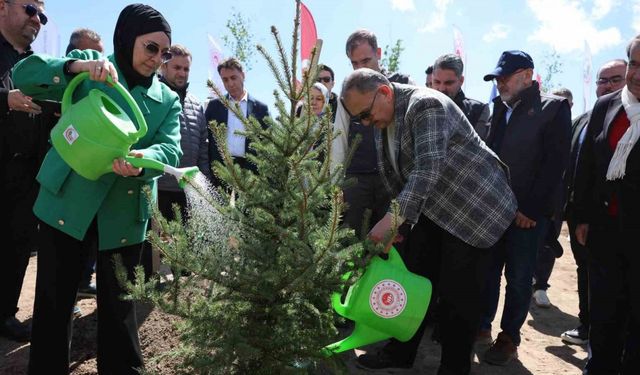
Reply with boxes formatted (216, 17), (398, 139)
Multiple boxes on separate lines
(356, 349), (413, 371)
(0, 316), (31, 342)
(77, 282), (97, 298)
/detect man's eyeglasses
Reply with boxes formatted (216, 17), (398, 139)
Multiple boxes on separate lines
(6, 1), (48, 25)
(342, 90), (379, 125)
(317, 76), (332, 83)
(143, 42), (172, 63)
(596, 75), (624, 86)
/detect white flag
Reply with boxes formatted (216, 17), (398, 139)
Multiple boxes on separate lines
(207, 34), (224, 99)
(31, 21), (61, 57)
(453, 25), (466, 90)
(583, 41), (592, 113)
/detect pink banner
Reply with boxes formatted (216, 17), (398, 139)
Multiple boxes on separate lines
(207, 34), (224, 98)
(453, 26), (465, 63)
(582, 41), (592, 113)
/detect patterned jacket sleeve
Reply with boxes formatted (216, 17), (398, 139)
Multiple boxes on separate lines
(395, 97), (450, 224)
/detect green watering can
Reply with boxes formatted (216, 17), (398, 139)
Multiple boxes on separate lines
(50, 72), (198, 187)
(324, 247), (432, 355)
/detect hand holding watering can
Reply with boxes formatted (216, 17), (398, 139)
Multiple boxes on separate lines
(64, 60), (144, 178)
(67, 59), (119, 85)
(369, 212), (405, 252)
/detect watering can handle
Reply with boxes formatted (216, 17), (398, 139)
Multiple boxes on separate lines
(61, 72), (148, 141)
(386, 246), (408, 271)
(331, 292), (348, 317)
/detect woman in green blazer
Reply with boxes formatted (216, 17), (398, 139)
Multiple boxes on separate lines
(12, 5), (181, 374)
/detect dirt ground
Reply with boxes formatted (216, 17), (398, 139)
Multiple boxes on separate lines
(1, 224), (588, 374)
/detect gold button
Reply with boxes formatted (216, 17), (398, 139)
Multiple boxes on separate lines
(127, 190), (134, 195)
(58, 219), (65, 226)
(53, 76), (60, 84)
(120, 238), (127, 244)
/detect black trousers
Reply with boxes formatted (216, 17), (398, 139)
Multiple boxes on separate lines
(343, 173), (390, 237)
(0, 156), (40, 320)
(585, 216), (640, 375)
(29, 221), (144, 375)
(566, 208), (590, 328)
(386, 215), (491, 375)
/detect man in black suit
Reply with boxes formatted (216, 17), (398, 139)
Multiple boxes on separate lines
(574, 36), (640, 374)
(205, 57), (269, 186)
(0, 0), (50, 342)
(560, 59), (627, 346)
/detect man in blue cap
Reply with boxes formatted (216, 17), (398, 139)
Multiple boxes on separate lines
(477, 50), (572, 365)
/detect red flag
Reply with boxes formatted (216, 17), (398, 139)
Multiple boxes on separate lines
(300, 2), (318, 67)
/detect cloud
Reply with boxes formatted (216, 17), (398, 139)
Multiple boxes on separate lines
(418, 0), (452, 33)
(527, 0), (622, 54)
(591, 0), (617, 20)
(634, 0), (640, 32)
(390, 0), (415, 12)
(483, 24), (511, 43)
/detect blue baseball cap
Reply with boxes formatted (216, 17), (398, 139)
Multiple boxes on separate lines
(483, 50), (534, 81)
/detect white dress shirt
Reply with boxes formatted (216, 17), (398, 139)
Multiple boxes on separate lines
(227, 91), (249, 157)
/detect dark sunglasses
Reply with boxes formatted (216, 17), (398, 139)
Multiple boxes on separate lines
(341, 90), (379, 125)
(317, 76), (332, 83)
(7, 1), (48, 25)
(143, 41), (172, 63)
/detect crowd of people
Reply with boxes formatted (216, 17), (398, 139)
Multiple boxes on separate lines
(0, 1), (638, 375)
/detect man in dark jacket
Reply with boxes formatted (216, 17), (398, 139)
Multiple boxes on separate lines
(573, 36), (640, 374)
(158, 44), (213, 217)
(431, 53), (490, 139)
(205, 57), (269, 187)
(330, 29), (413, 237)
(478, 50), (571, 365)
(0, 0), (50, 342)
(560, 59), (627, 346)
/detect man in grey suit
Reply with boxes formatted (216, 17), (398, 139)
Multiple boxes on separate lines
(340, 68), (517, 374)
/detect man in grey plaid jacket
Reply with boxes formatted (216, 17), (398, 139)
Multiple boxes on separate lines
(340, 68), (517, 374)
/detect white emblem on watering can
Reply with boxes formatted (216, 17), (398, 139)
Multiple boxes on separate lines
(369, 279), (407, 318)
(63, 125), (79, 145)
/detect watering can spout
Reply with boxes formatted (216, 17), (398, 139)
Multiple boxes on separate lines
(323, 323), (390, 355)
(125, 157), (200, 189)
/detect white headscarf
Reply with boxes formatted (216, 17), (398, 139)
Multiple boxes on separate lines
(606, 86), (640, 180)
(312, 82), (330, 104)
